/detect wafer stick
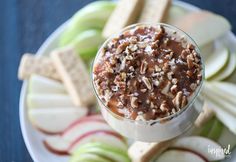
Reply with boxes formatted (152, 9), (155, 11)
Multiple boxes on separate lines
(18, 54), (60, 81)
(128, 139), (174, 162)
(138, 0), (172, 23)
(50, 47), (95, 106)
(102, 0), (144, 38)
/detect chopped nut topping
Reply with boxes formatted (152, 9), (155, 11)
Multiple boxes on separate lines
(161, 81), (171, 95)
(140, 88), (147, 93)
(140, 60), (148, 74)
(155, 65), (161, 72)
(167, 72), (174, 80)
(172, 108), (176, 114)
(190, 83), (197, 90)
(162, 62), (169, 72)
(187, 54), (194, 68)
(145, 45), (153, 55)
(129, 44), (138, 52)
(171, 78), (178, 85)
(160, 101), (168, 112)
(130, 97), (138, 108)
(135, 114), (146, 121)
(116, 42), (129, 54)
(181, 96), (187, 107)
(150, 102), (155, 108)
(153, 79), (160, 87)
(172, 91), (183, 109)
(121, 72), (127, 80)
(93, 25), (202, 120)
(137, 42), (147, 49)
(142, 76), (152, 90)
(170, 84), (178, 94)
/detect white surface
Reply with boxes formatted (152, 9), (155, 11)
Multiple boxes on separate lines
(19, 1), (236, 162)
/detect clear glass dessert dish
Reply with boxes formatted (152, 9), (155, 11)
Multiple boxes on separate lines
(92, 23), (204, 142)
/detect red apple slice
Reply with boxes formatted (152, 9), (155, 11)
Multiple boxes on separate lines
(62, 118), (112, 141)
(171, 136), (225, 161)
(156, 149), (207, 162)
(44, 130), (126, 155)
(43, 135), (70, 155)
(63, 114), (106, 133)
(68, 130), (127, 154)
(43, 115), (105, 154)
(28, 107), (88, 134)
(44, 115), (126, 154)
(27, 94), (75, 109)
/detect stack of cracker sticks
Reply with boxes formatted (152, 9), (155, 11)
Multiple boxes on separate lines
(18, 46), (95, 107)
(102, 0), (172, 38)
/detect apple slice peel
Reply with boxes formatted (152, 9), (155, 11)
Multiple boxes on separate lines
(156, 149), (207, 162)
(28, 107), (88, 134)
(171, 136), (225, 161)
(210, 52), (236, 81)
(205, 47), (229, 79)
(44, 115), (127, 155)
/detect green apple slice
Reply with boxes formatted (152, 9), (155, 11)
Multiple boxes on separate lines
(28, 75), (66, 94)
(69, 29), (104, 62)
(218, 128), (236, 150)
(27, 94), (74, 109)
(166, 5), (188, 25)
(75, 142), (128, 156)
(210, 52), (236, 81)
(155, 149), (206, 162)
(198, 117), (215, 137)
(204, 82), (236, 115)
(207, 118), (224, 141)
(70, 153), (112, 162)
(205, 47), (229, 79)
(206, 100), (236, 135)
(211, 82), (236, 98)
(60, 1), (116, 45)
(203, 83), (236, 116)
(225, 67), (236, 83)
(73, 142), (130, 162)
(200, 42), (215, 60)
(28, 107), (87, 134)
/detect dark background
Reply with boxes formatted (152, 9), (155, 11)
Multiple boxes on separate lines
(0, 0), (235, 161)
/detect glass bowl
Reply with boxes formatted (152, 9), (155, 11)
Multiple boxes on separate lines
(92, 23), (205, 142)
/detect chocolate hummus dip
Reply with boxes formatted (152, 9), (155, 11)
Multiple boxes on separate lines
(93, 24), (203, 121)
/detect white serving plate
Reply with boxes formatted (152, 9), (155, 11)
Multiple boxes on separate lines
(19, 1), (236, 162)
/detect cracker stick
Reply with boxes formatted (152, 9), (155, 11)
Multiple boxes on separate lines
(138, 0), (172, 23)
(102, 0), (144, 38)
(50, 47), (95, 106)
(18, 54), (60, 81)
(128, 140), (174, 162)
